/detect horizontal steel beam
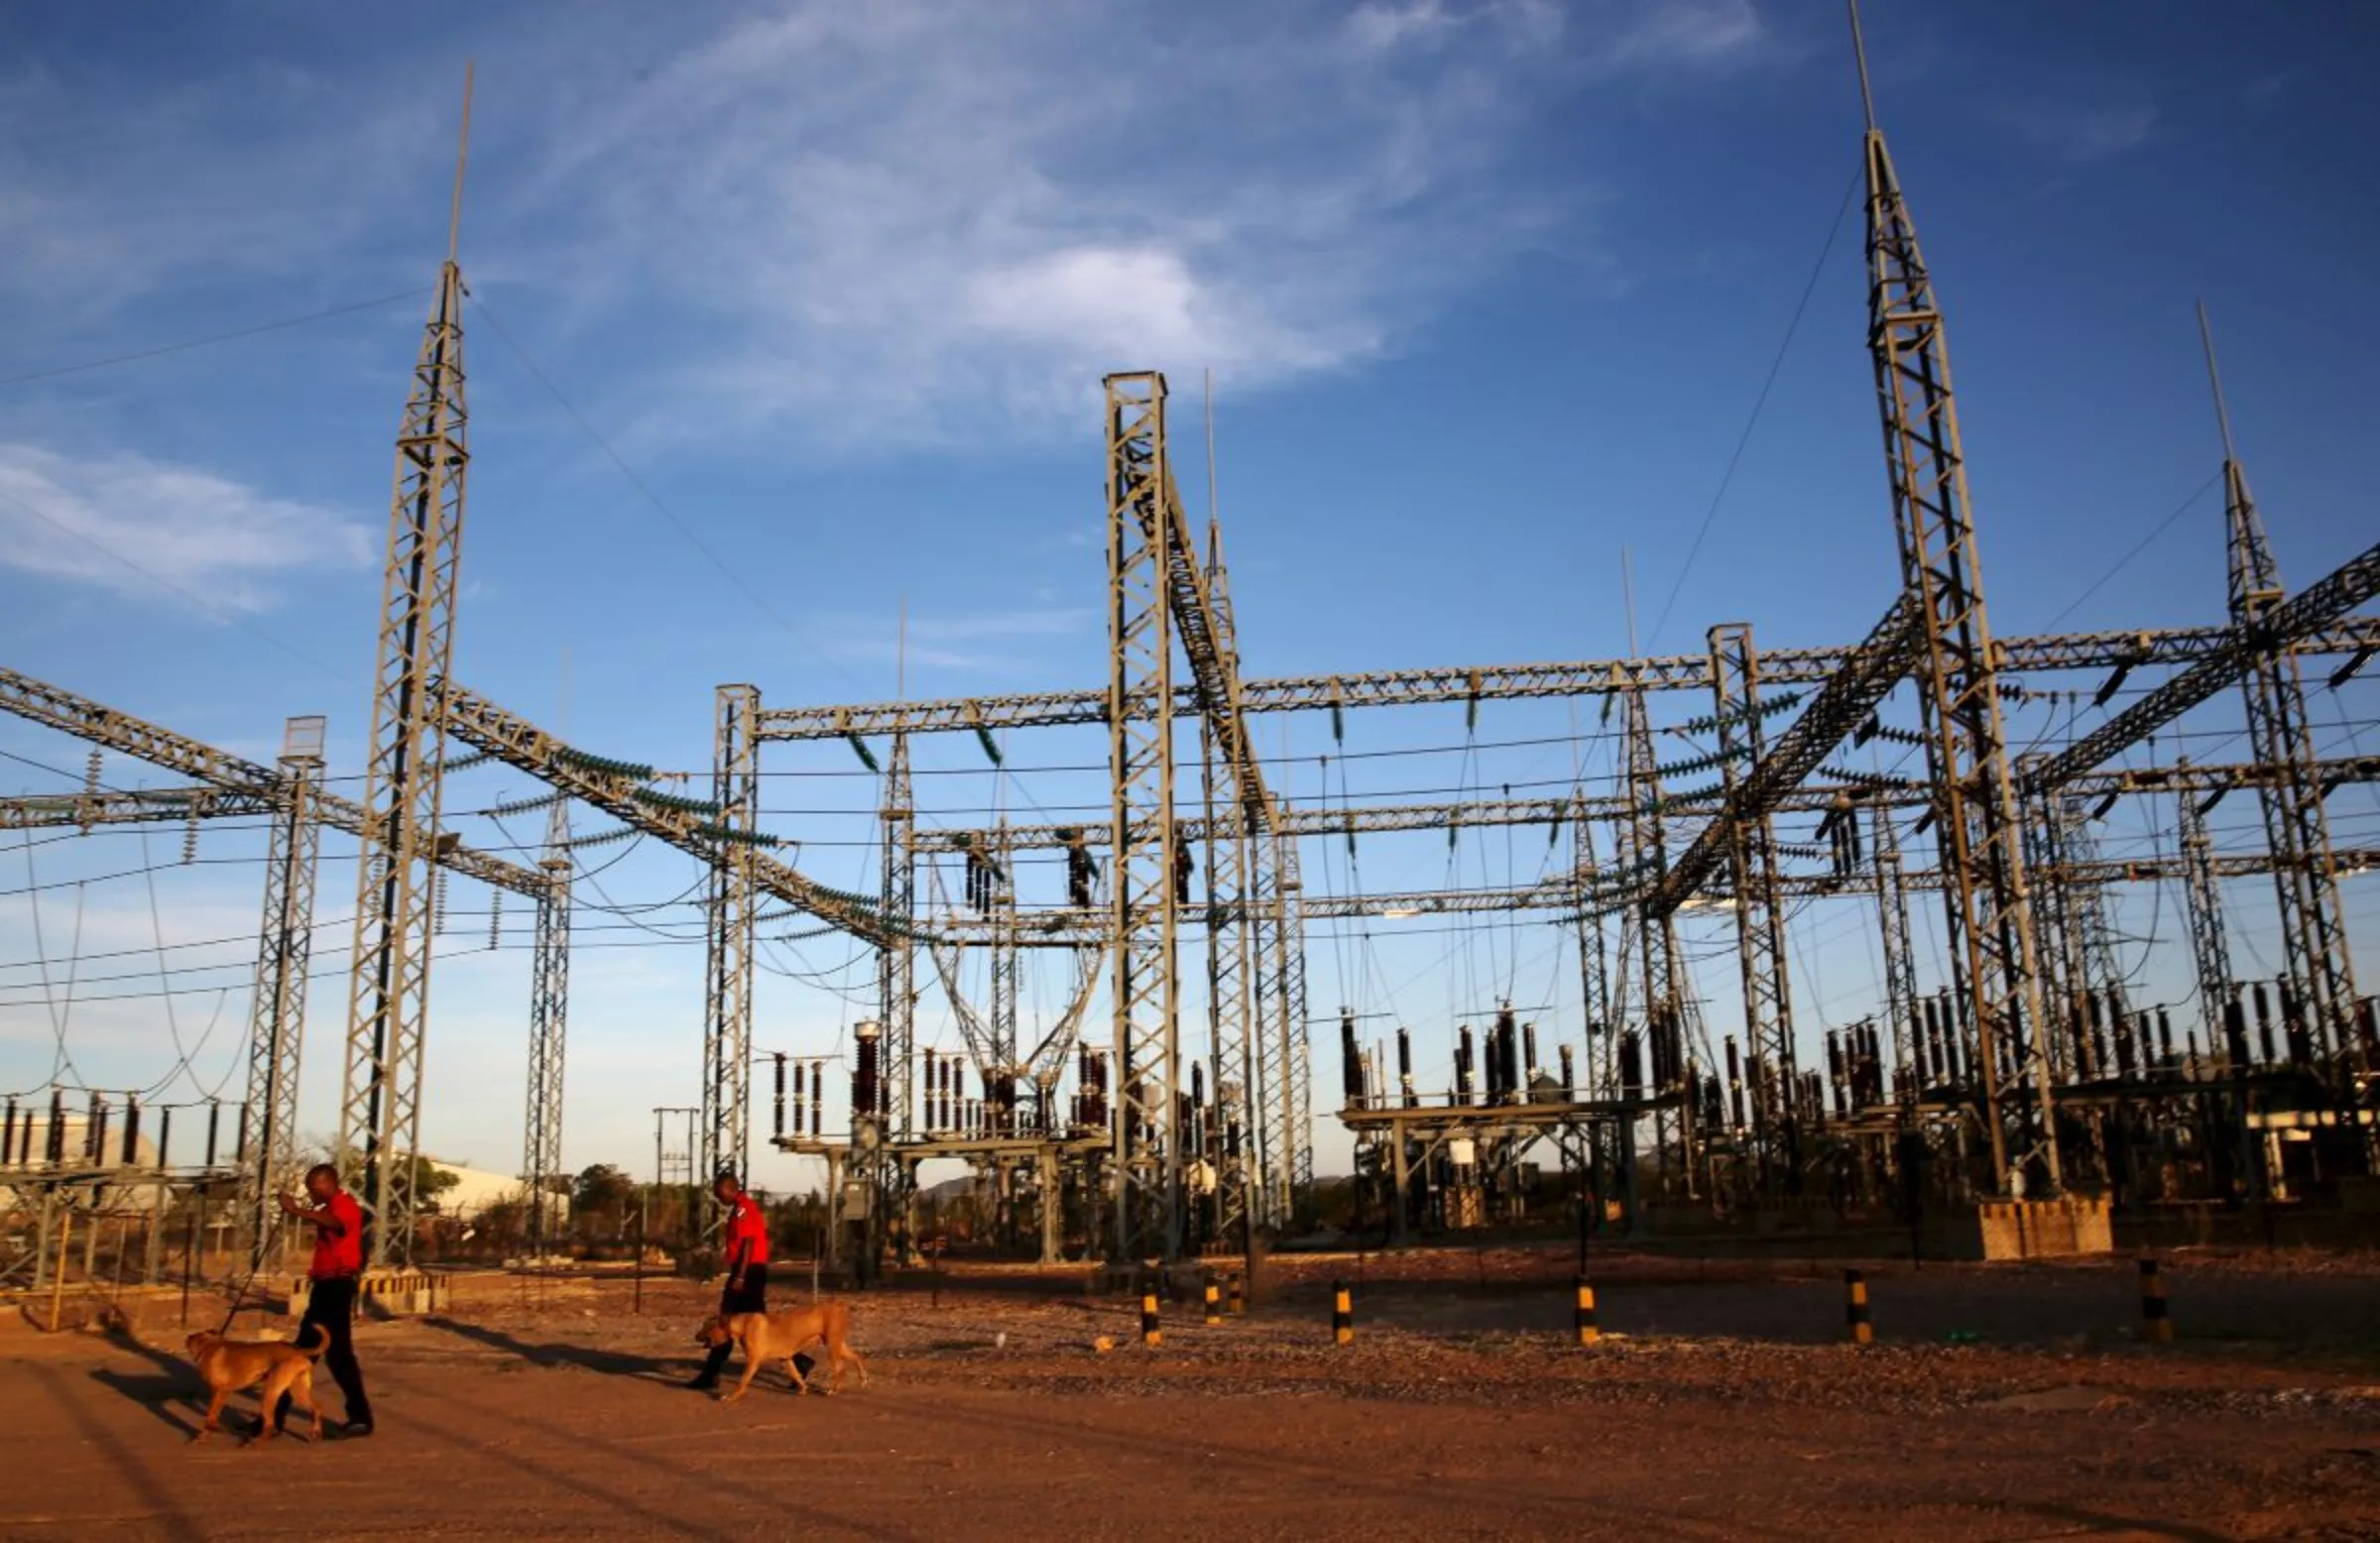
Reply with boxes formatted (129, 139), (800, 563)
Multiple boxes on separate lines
(928, 845), (2379, 937)
(755, 618), (2380, 743)
(905, 754), (2380, 857)
(0, 665), (550, 897)
(435, 679), (901, 942)
(2027, 540), (2380, 793)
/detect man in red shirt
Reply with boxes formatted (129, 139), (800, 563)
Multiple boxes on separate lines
(688, 1170), (811, 1390)
(275, 1163), (375, 1437)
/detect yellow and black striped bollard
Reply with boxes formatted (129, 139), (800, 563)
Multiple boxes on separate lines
(1332, 1280), (1354, 1346)
(1228, 1271), (1246, 1316)
(1844, 1268), (1872, 1346)
(1141, 1279), (1162, 1349)
(1204, 1274), (1222, 1327)
(1574, 1276), (1599, 1347)
(2139, 1257), (2173, 1343)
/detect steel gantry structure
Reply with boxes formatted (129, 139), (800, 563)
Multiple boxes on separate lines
(8, 14), (2375, 1282)
(0, 660), (557, 1268)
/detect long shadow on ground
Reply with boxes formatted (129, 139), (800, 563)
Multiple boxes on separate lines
(421, 1314), (684, 1384)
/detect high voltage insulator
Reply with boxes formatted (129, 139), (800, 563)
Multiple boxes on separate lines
(84, 749), (101, 794)
(565, 825), (638, 851)
(552, 746), (655, 781)
(692, 822), (784, 848)
(844, 734), (881, 772)
(1676, 688), (1806, 737)
(434, 869), (449, 932)
(182, 809), (199, 864)
(488, 890), (503, 950)
(487, 790), (566, 818)
(631, 786), (721, 818)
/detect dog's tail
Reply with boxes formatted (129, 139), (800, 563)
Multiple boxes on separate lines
(296, 1323), (330, 1359)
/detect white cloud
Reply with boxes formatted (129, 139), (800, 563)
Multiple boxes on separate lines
(0, 2), (1781, 452)
(0, 443), (370, 611)
(508, 0), (1760, 448)
(1597, 0), (1765, 71)
(824, 605), (1096, 674)
(2062, 104), (2158, 164)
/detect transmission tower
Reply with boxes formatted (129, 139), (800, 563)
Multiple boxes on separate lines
(242, 716), (326, 1268)
(1106, 372), (1184, 1259)
(1710, 624), (1799, 1188)
(338, 69), (473, 1264)
(2202, 305), (2363, 1066)
(524, 798), (570, 1257)
(1851, 4), (2057, 1191)
(702, 683), (761, 1201)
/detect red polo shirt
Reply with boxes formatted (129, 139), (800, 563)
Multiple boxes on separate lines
(724, 1192), (770, 1267)
(309, 1191), (364, 1279)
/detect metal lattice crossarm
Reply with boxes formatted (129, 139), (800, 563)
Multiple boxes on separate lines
(0, 664), (548, 897)
(1647, 595), (1922, 916)
(0, 663), (281, 788)
(905, 751), (2380, 858)
(0, 785), (277, 831)
(749, 618), (2380, 743)
(2026, 539), (2380, 794)
(432, 678), (900, 946)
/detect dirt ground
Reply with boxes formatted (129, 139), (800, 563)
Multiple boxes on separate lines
(4, 1246), (2379, 1541)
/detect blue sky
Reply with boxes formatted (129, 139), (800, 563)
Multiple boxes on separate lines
(2, 1), (2375, 1191)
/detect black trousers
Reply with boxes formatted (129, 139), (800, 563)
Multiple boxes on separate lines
(698, 1262), (816, 1381)
(277, 1275), (372, 1427)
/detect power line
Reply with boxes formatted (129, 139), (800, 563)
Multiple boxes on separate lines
(0, 287), (428, 389)
(0, 488), (349, 684)
(1645, 168), (1861, 651)
(464, 294), (859, 691)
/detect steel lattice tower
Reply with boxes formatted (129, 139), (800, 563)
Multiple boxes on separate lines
(524, 799), (570, 1256)
(1106, 373), (1184, 1258)
(1199, 512), (1258, 1239)
(702, 683), (762, 1207)
(1852, 5), (2058, 1190)
(2177, 783), (2234, 1032)
(1709, 624), (1799, 1186)
(338, 72), (474, 1264)
(242, 716), (325, 1268)
(1573, 815), (1615, 1098)
(1869, 803), (1920, 1096)
(2202, 307), (2363, 1064)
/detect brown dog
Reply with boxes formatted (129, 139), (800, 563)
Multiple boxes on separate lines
(693, 1303), (868, 1403)
(183, 1326), (327, 1444)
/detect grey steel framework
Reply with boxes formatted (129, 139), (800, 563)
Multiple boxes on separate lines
(1854, 16), (2058, 1193)
(524, 799), (571, 1257)
(1709, 625), (1798, 1186)
(703, 684), (763, 1201)
(1105, 372), (1185, 1259)
(240, 716), (326, 1269)
(6, 13), (2377, 1279)
(749, 620), (2380, 744)
(339, 76), (475, 1264)
(2204, 308), (2364, 1068)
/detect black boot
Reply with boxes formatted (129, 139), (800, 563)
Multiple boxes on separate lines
(686, 1345), (730, 1390)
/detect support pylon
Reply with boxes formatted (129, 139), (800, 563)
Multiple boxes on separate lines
(2201, 305), (2362, 1067)
(1710, 624), (1798, 1190)
(523, 799), (570, 1258)
(701, 683), (761, 1215)
(1106, 372), (1183, 1260)
(1851, 4), (2058, 1192)
(339, 68), (473, 1265)
(243, 716), (325, 1270)
(1870, 803), (1920, 1100)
